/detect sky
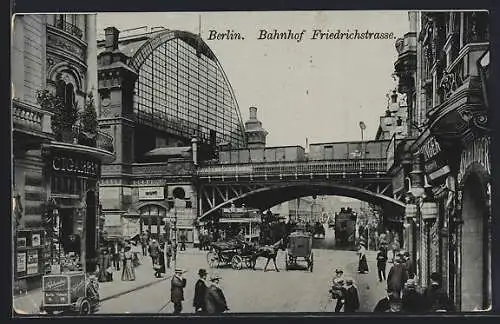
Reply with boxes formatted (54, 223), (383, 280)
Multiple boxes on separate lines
(97, 11), (410, 147)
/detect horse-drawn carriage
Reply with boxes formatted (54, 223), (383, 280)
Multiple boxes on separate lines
(285, 231), (314, 272)
(207, 239), (255, 270)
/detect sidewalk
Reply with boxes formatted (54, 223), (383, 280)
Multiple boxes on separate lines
(13, 254), (171, 315)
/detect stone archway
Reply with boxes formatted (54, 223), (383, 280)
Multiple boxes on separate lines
(459, 163), (490, 311)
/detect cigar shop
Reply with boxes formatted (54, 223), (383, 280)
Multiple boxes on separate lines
(14, 142), (113, 290)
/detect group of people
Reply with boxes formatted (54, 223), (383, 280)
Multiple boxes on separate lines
(148, 239), (176, 278)
(170, 268), (229, 315)
(96, 241), (139, 283)
(329, 269), (360, 312)
(374, 271), (455, 313)
(373, 249), (455, 313)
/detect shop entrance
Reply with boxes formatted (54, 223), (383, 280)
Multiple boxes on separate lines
(460, 170), (490, 310)
(60, 209), (80, 255)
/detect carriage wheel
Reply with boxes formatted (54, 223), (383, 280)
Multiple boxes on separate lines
(207, 251), (219, 268)
(231, 255), (243, 270)
(309, 253), (314, 272)
(76, 298), (91, 315)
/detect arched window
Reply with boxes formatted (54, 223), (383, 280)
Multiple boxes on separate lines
(56, 79), (76, 112)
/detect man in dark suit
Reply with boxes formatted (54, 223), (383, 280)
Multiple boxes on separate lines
(193, 269), (208, 313)
(387, 253), (408, 297)
(171, 268), (187, 314)
(343, 278), (360, 312)
(206, 274), (228, 314)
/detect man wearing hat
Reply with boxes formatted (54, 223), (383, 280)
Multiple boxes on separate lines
(387, 252), (408, 297)
(422, 272), (455, 312)
(193, 269), (208, 313)
(343, 278), (360, 312)
(171, 268), (187, 314)
(401, 278), (424, 313)
(206, 273), (229, 314)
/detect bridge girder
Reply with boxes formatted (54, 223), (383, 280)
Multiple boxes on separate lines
(198, 180), (404, 221)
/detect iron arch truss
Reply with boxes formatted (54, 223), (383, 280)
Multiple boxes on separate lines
(198, 182), (405, 221)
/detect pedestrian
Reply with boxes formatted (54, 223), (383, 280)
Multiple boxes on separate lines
(112, 242), (120, 271)
(170, 268), (187, 314)
(422, 272), (455, 312)
(180, 232), (187, 251)
(343, 278), (360, 312)
(387, 253), (408, 297)
(148, 239), (160, 268)
(206, 273), (229, 314)
(97, 248), (113, 282)
(391, 236), (401, 263)
(357, 244), (369, 274)
(193, 269), (208, 313)
(329, 269), (346, 312)
(154, 244), (166, 278)
(402, 251), (416, 278)
(172, 240), (178, 261)
(121, 245), (136, 281)
(401, 279), (424, 313)
(164, 240), (173, 269)
(141, 233), (148, 256)
(376, 246), (388, 282)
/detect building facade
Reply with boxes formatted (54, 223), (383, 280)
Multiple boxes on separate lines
(392, 11), (490, 311)
(12, 14), (113, 291)
(97, 27), (247, 245)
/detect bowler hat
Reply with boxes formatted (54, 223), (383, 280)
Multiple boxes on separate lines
(175, 268), (184, 273)
(335, 269), (344, 274)
(198, 268), (207, 276)
(345, 278), (354, 285)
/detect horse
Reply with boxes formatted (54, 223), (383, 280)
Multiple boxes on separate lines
(249, 238), (286, 272)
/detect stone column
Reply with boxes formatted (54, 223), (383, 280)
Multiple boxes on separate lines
(85, 14), (98, 113)
(12, 15), (25, 101)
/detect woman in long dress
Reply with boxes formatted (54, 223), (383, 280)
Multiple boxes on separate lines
(358, 244), (369, 274)
(121, 245), (136, 281)
(97, 248), (113, 282)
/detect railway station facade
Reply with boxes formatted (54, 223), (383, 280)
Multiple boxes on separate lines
(97, 27), (247, 244)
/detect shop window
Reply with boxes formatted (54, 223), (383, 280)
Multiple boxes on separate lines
(185, 199), (192, 209)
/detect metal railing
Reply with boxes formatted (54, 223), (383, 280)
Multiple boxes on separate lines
(96, 131), (114, 153)
(131, 161), (195, 175)
(53, 19), (83, 39)
(197, 159), (387, 177)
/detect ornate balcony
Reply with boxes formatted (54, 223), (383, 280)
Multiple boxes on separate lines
(428, 42), (489, 148)
(52, 19), (83, 39)
(71, 125), (115, 155)
(12, 100), (54, 139)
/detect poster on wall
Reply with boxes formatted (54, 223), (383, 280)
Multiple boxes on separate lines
(27, 250), (39, 275)
(32, 233), (41, 247)
(17, 252), (26, 273)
